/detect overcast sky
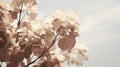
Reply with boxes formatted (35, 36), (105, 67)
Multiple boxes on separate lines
(3, 0), (120, 67)
(37, 0), (120, 67)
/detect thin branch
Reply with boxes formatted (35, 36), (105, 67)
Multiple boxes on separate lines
(15, 3), (23, 43)
(25, 35), (58, 67)
(17, 3), (23, 29)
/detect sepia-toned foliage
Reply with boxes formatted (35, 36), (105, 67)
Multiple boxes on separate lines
(0, 0), (88, 67)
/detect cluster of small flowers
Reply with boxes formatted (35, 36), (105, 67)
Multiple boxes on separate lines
(0, 0), (88, 67)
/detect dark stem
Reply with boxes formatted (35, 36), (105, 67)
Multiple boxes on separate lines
(15, 3), (23, 43)
(25, 35), (58, 67)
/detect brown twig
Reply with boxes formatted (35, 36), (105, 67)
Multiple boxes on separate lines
(15, 3), (23, 43)
(25, 35), (58, 67)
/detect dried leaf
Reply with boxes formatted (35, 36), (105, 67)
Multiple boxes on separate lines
(20, 22), (32, 30)
(58, 35), (76, 51)
(52, 19), (63, 30)
(10, 0), (22, 8)
(0, 48), (10, 62)
(23, 0), (37, 4)
(10, 50), (24, 63)
(57, 25), (67, 36)
(8, 10), (18, 19)
(7, 62), (19, 67)
(26, 58), (31, 64)
(43, 30), (55, 47)
(69, 31), (79, 37)
(52, 58), (61, 67)
(0, 5), (3, 10)
(69, 25), (75, 32)
(24, 45), (32, 59)
(68, 24), (80, 37)
(0, 10), (3, 17)
(33, 46), (42, 57)
(39, 58), (60, 67)
(19, 61), (25, 67)
(33, 46), (50, 58)
(33, 65), (39, 67)
(31, 38), (42, 44)
(40, 60), (47, 67)
(0, 31), (7, 49)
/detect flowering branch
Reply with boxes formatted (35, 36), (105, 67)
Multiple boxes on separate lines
(25, 34), (59, 67)
(0, 1), (88, 67)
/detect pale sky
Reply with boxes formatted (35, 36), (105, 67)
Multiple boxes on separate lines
(37, 0), (120, 67)
(3, 0), (120, 67)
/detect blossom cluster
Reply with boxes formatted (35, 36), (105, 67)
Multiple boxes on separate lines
(0, 0), (88, 67)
